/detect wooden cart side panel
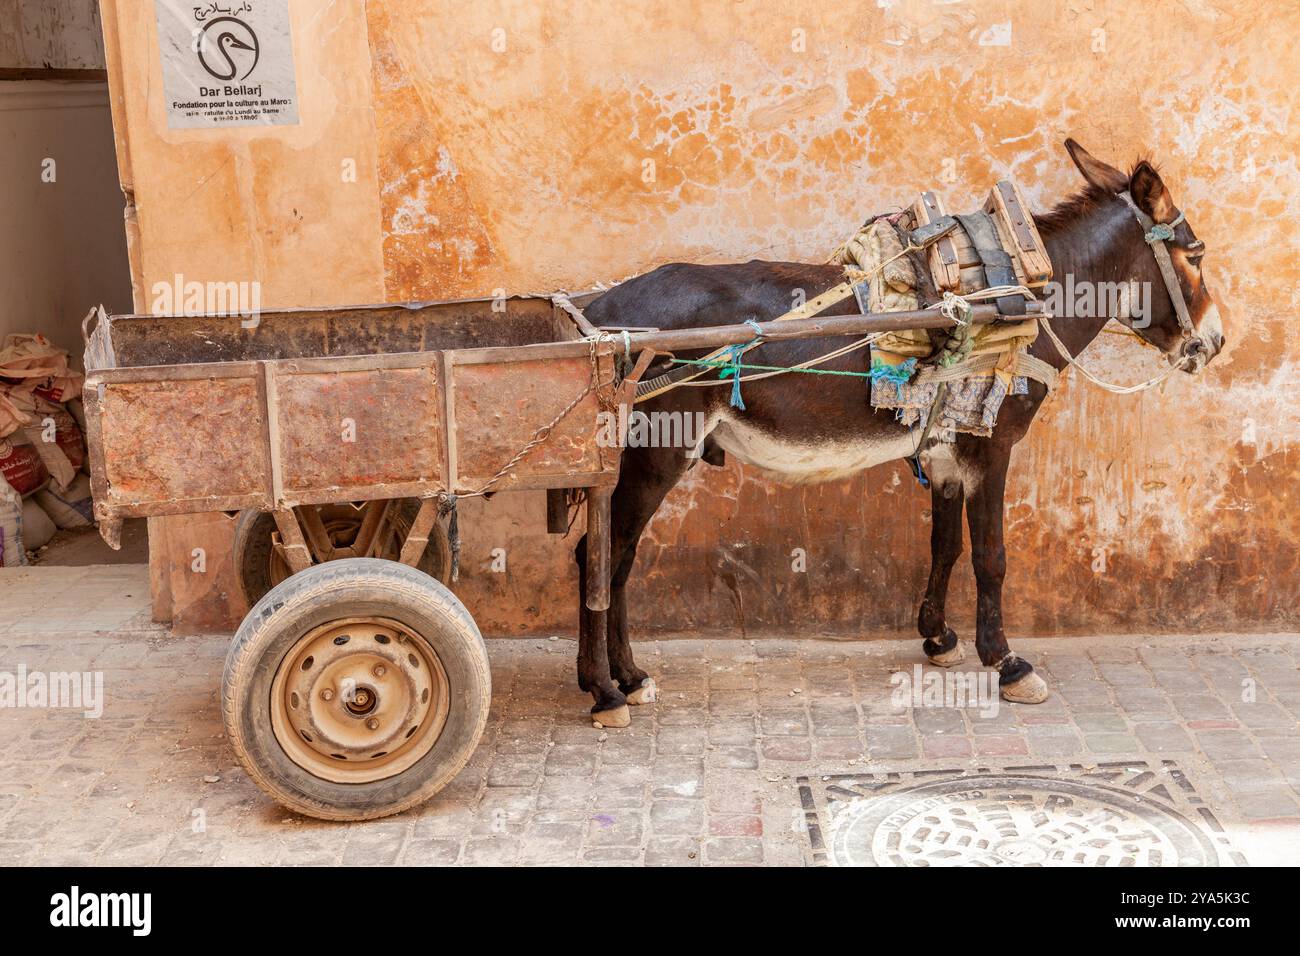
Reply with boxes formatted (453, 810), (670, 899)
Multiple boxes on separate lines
(449, 348), (619, 494)
(273, 358), (448, 500)
(91, 372), (271, 515)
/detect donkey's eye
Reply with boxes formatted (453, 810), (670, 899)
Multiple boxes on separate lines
(1188, 254), (1204, 268)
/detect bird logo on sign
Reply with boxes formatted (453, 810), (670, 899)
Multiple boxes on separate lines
(197, 16), (261, 82)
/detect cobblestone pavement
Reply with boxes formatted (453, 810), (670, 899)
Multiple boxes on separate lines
(1, 567), (1298, 866)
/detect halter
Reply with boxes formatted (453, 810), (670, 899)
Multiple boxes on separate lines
(1118, 191), (1197, 343)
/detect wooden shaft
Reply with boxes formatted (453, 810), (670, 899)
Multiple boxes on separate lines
(584, 487), (612, 612)
(447, 302), (1042, 367)
(629, 302), (1040, 353)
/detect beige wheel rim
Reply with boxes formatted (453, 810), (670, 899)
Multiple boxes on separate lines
(269, 617), (450, 784)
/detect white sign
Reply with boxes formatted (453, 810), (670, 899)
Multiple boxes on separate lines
(154, 1), (299, 128)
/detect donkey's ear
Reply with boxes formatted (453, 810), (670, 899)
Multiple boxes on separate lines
(1129, 161), (1176, 221)
(1064, 138), (1127, 193)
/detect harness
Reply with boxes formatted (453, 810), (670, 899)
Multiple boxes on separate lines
(1117, 190), (1196, 343)
(633, 187), (1202, 410)
(1038, 191), (1202, 393)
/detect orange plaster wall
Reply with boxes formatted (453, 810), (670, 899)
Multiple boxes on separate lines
(100, 0), (1299, 636)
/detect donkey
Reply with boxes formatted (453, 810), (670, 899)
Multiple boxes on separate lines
(573, 139), (1224, 727)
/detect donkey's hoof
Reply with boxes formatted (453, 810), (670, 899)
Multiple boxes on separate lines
(927, 643), (965, 667)
(592, 704), (631, 729)
(626, 678), (658, 705)
(1001, 671), (1050, 704)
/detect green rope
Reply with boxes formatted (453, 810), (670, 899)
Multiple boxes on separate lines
(669, 355), (919, 382)
(670, 356), (871, 378)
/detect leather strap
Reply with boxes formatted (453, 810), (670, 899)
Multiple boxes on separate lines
(954, 212), (1026, 317)
(1118, 191), (1196, 341)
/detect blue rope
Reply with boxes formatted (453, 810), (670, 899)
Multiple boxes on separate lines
(869, 356), (918, 399)
(718, 319), (765, 410)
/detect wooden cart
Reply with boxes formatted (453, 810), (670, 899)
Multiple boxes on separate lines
(83, 293), (1024, 820)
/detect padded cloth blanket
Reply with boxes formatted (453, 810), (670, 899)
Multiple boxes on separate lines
(830, 215), (1036, 438)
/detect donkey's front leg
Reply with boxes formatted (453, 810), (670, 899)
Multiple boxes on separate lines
(919, 485), (965, 666)
(965, 448), (1050, 704)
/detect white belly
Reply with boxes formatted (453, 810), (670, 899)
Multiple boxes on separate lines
(708, 414), (918, 484)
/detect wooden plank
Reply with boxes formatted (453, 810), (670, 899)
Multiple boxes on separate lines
(398, 498), (440, 567)
(911, 190), (961, 291)
(441, 351), (459, 493)
(985, 180), (1052, 286)
(260, 362), (285, 507)
(584, 487), (612, 612)
(271, 509), (313, 574)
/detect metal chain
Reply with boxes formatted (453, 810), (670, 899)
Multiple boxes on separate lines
(461, 335), (618, 499)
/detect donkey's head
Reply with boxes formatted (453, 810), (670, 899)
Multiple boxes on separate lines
(1063, 138), (1224, 372)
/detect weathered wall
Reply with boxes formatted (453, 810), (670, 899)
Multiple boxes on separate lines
(0, 1), (105, 71)
(100, 0), (1299, 636)
(0, 81), (133, 353)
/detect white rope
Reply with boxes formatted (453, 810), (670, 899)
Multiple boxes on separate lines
(1040, 314), (1187, 395)
(675, 332), (885, 387)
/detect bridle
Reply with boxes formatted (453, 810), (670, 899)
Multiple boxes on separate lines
(1118, 190), (1201, 356)
(1037, 190), (1211, 393)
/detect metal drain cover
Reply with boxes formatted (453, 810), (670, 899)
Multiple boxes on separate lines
(798, 761), (1245, 867)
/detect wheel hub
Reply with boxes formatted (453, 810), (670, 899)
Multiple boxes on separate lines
(270, 618), (450, 783)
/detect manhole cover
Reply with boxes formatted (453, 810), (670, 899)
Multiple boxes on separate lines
(798, 761), (1245, 867)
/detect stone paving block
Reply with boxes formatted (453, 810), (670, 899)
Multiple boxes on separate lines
(865, 724), (919, 759)
(1134, 721), (1196, 753)
(760, 709), (809, 736)
(403, 838), (462, 865)
(487, 753), (546, 788)
(762, 736), (812, 761)
(923, 735), (973, 759)
(1195, 731), (1263, 762)
(587, 810), (643, 846)
(462, 836), (521, 866)
(704, 836), (763, 864)
(974, 734), (1029, 757)
(1073, 713), (1128, 734)
(705, 746), (760, 770)
(1085, 733), (1142, 754)
(650, 800), (705, 838)
(644, 837), (699, 866)
(544, 744), (600, 776)
(649, 758), (705, 799)
(1025, 725), (1085, 757)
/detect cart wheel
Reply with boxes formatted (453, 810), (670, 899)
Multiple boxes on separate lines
(222, 558), (489, 821)
(233, 499), (452, 606)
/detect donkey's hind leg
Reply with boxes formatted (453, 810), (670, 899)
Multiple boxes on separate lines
(603, 441), (699, 703)
(919, 484), (965, 667)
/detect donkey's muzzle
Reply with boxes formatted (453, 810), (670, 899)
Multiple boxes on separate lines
(1179, 332), (1221, 372)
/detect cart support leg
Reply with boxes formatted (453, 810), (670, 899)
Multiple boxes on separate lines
(399, 497), (440, 567)
(272, 508), (313, 574)
(577, 488), (628, 727)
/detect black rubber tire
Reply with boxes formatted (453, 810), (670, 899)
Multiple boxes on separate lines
(233, 499), (452, 607)
(222, 559), (490, 821)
